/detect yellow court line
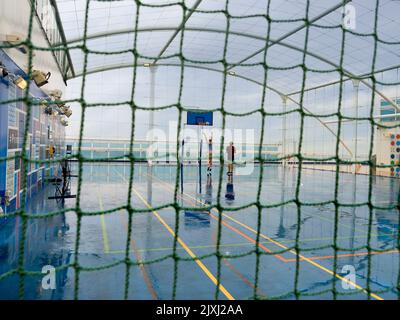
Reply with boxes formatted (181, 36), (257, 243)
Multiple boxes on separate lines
(221, 213), (384, 300)
(98, 195), (110, 254)
(224, 198), (376, 238)
(107, 235), (371, 254)
(131, 187), (235, 301)
(150, 173), (384, 301)
(113, 168), (235, 300)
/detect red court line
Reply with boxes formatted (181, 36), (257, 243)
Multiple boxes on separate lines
(208, 211), (288, 262)
(119, 206), (159, 299)
(211, 227), (267, 297)
(222, 258), (265, 296)
(151, 174), (288, 262)
(147, 173), (385, 300)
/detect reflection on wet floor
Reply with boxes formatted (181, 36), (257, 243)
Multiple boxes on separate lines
(0, 163), (399, 300)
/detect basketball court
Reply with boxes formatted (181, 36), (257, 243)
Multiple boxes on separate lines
(0, 162), (398, 299)
(0, 0), (399, 301)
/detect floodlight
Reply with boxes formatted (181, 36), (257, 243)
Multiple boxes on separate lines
(59, 104), (72, 118)
(63, 107), (72, 118)
(0, 63), (28, 90)
(2, 34), (29, 54)
(0, 62), (8, 77)
(4, 34), (22, 44)
(60, 117), (68, 126)
(31, 70), (51, 87)
(48, 89), (63, 101)
(14, 76), (27, 90)
(44, 105), (53, 115)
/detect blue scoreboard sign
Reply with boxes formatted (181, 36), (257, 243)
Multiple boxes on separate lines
(187, 110), (213, 126)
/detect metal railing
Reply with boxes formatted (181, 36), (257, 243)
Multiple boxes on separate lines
(65, 138), (281, 162)
(32, 0), (75, 80)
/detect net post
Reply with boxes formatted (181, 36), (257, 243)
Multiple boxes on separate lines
(199, 132), (202, 194)
(280, 94), (288, 168)
(181, 138), (184, 193)
(148, 64), (157, 166)
(351, 78), (360, 174)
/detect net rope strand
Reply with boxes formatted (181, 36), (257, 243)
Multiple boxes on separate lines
(171, 1), (186, 300)
(0, 0), (398, 300)
(366, 0), (381, 300)
(213, 0), (231, 300)
(72, 0), (91, 300)
(123, 0), (141, 300)
(252, 0), (273, 300)
(332, 0), (348, 300)
(16, 1), (36, 298)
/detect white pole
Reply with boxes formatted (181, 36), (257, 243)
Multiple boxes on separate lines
(148, 65), (157, 164)
(352, 79), (360, 174)
(147, 65), (157, 203)
(281, 95), (287, 167)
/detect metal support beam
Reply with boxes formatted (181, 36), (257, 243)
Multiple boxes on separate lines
(152, 0), (203, 65)
(287, 64), (400, 96)
(72, 61), (353, 157)
(226, 0), (352, 71)
(323, 112), (400, 124)
(352, 79), (360, 174)
(49, 0), (76, 78)
(147, 65), (157, 203)
(281, 94), (288, 167)
(64, 25), (400, 112)
(148, 65), (157, 164)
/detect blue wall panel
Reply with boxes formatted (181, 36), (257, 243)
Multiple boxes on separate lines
(0, 49), (65, 218)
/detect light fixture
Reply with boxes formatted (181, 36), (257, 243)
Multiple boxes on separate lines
(60, 117), (68, 126)
(31, 70), (51, 87)
(14, 76), (27, 90)
(59, 104), (72, 118)
(39, 100), (48, 111)
(0, 62), (8, 77)
(143, 63), (151, 67)
(47, 89), (63, 101)
(2, 34), (29, 55)
(44, 105), (53, 115)
(4, 34), (22, 43)
(0, 62), (28, 90)
(228, 71), (236, 76)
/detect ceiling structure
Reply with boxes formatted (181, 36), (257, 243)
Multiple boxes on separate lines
(53, 0), (400, 98)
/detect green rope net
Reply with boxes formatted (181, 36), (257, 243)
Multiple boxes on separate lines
(0, 0), (399, 300)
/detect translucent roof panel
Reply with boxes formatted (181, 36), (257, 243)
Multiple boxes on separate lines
(55, 0), (400, 95)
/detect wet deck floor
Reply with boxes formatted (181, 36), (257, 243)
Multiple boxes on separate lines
(0, 163), (399, 300)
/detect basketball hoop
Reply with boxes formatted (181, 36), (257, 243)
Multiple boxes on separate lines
(186, 110), (213, 126)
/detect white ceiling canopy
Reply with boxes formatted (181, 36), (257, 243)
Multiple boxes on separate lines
(54, 0), (400, 96)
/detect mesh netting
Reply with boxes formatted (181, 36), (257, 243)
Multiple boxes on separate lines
(0, 0), (400, 300)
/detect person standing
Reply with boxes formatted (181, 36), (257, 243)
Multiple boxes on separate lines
(207, 137), (213, 177)
(226, 141), (236, 176)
